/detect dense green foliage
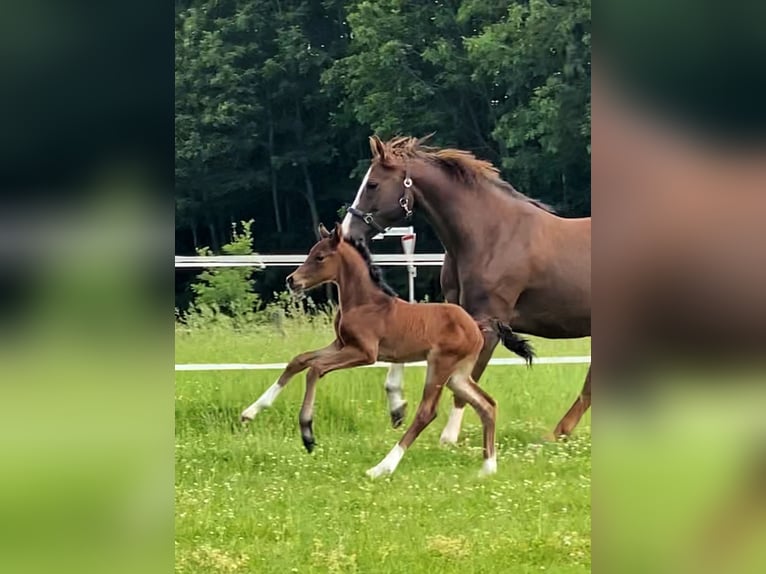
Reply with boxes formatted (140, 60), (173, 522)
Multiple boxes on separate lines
(187, 220), (261, 325)
(176, 323), (591, 573)
(175, 0), (590, 305)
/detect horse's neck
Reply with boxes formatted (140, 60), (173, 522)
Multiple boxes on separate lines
(416, 171), (513, 257)
(336, 254), (380, 310)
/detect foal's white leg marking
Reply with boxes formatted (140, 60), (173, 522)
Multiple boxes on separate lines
(340, 167), (371, 236)
(439, 406), (465, 445)
(384, 363), (406, 412)
(240, 382), (282, 421)
(366, 443), (405, 479)
(479, 454), (497, 477)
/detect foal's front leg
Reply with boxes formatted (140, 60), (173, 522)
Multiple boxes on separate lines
(298, 345), (377, 452)
(240, 341), (339, 422)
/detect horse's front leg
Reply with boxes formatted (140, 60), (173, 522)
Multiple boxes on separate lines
(240, 341), (339, 422)
(384, 363), (407, 428)
(299, 345), (377, 452)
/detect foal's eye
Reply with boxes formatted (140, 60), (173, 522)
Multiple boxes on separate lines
(315, 255), (325, 262)
(367, 181), (379, 191)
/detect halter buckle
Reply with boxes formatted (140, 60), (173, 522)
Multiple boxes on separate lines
(363, 213), (374, 224)
(399, 196), (413, 218)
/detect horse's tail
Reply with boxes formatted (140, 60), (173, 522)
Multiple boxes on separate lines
(491, 320), (535, 365)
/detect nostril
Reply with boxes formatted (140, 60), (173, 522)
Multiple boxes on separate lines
(286, 275), (295, 289)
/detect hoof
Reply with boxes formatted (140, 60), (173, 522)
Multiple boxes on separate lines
(390, 403), (407, 428)
(302, 435), (315, 453)
(240, 414), (253, 423)
(544, 430), (569, 442)
(478, 456), (497, 477)
(439, 433), (459, 446)
(365, 465), (392, 479)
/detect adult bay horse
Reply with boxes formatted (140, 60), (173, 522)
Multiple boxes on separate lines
(240, 223), (533, 477)
(342, 135), (591, 440)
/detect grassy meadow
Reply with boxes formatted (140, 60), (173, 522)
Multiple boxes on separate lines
(175, 320), (591, 573)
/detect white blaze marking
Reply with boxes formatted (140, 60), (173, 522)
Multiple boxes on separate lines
(384, 363), (406, 412)
(479, 454), (497, 477)
(439, 406), (465, 445)
(341, 166), (372, 236)
(241, 382), (282, 420)
(366, 443), (405, 478)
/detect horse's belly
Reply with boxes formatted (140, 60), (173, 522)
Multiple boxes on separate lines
(513, 289), (591, 338)
(377, 339), (429, 363)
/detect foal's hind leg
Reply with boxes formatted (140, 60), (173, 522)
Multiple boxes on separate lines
(550, 366), (591, 439)
(448, 373), (498, 476)
(440, 329), (499, 444)
(366, 357), (452, 478)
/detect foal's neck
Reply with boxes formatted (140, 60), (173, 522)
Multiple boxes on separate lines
(336, 251), (389, 310)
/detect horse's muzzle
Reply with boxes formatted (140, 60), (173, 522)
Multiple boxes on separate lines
(286, 274), (305, 296)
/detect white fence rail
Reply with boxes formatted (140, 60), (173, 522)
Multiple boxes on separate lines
(175, 253), (445, 269)
(176, 356), (591, 372)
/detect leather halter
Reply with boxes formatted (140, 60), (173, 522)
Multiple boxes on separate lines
(346, 166), (414, 234)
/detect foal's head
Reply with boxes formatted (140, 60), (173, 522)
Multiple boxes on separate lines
(286, 223), (346, 294)
(287, 222), (398, 298)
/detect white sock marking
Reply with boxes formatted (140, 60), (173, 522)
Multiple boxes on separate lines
(384, 363), (406, 412)
(479, 454), (497, 477)
(341, 167), (372, 236)
(439, 406), (465, 444)
(241, 382), (282, 421)
(366, 443), (405, 478)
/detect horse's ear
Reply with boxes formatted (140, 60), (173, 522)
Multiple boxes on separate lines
(418, 132), (436, 146)
(369, 135), (386, 162)
(318, 223), (331, 239)
(331, 222), (344, 245)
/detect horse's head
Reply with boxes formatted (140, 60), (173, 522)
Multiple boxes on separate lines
(286, 223), (344, 293)
(341, 135), (415, 241)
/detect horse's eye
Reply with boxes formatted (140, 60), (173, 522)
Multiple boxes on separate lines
(315, 255), (325, 262)
(367, 181), (379, 190)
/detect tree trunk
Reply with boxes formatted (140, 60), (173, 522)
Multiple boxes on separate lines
(294, 101), (320, 241)
(300, 160), (321, 241)
(268, 114), (283, 233)
(208, 221), (219, 252)
(191, 219), (198, 250)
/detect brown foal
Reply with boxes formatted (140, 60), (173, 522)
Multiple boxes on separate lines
(240, 223), (533, 478)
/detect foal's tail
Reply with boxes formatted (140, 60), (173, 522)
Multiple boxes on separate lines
(491, 320), (535, 365)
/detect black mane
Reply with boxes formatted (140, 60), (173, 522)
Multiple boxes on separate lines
(345, 236), (398, 297)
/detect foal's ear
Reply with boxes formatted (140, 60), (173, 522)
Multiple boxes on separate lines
(318, 223), (331, 239)
(331, 222), (344, 246)
(369, 135), (386, 162)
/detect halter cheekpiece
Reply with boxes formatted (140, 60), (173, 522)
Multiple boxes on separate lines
(347, 166), (414, 233)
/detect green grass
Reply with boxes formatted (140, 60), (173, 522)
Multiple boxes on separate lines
(176, 322), (591, 573)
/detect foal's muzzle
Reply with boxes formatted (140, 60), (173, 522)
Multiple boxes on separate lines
(286, 273), (307, 296)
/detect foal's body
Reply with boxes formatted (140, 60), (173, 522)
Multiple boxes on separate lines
(240, 224), (522, 477)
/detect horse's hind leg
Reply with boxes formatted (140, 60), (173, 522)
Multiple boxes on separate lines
(366, 357), (451, 478)
(551, 366), (591, 439)
(448, 373), (498, 476)
(440, 330), (499, 444)
(384, 363), (407, 428)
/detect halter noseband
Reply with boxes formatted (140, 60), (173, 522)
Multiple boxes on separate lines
(347, 167), (414, 234)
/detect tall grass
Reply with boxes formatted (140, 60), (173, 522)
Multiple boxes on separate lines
(175, 319), (591, 573)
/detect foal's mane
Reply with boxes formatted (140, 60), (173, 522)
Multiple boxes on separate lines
(343, 235), (398, 298)
(375, 135), (555, 213)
